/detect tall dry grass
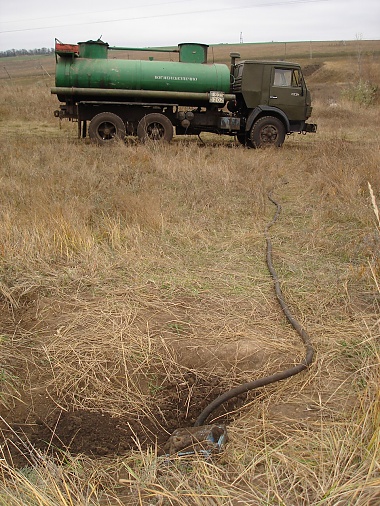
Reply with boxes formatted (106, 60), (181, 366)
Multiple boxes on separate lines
(1, 50), (380, 505)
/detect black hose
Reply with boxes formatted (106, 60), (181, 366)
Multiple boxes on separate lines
(194, 191), (314, 427)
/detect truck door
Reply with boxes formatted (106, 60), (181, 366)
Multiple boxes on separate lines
(268, 67), (305, 121)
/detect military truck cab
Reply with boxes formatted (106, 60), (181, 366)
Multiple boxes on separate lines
(230, 58), (317, 147)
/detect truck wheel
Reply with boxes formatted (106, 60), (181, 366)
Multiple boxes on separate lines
(236, 133), (253, 147)
(250, 116), (286, 148)
(88, 112), (126, 145)
(137, 113), (173, 143)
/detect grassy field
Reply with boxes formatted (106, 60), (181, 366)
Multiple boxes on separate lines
(0, 41), (380, 505)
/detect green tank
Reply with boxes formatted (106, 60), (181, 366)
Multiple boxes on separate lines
(54, 40), (231, 103)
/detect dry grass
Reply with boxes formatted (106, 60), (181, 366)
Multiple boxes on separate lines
(1, 43), (380, 505)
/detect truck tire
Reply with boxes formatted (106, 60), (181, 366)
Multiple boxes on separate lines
(236, 133), (254, 148)
(88, 112), (126, 145)
(249, 116), (286, 148)
(137, 113), (173, 143)
(236, 133), (247, 145)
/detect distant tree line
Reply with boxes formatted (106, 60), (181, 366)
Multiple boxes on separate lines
(0, 48), (54, 58)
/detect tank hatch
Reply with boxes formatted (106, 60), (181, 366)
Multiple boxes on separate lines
(178, 43), (209, 64)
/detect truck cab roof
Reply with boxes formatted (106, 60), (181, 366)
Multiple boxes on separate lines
(239, 60), (301, 68)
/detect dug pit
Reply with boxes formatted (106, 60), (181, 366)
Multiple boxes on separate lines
(0, 293), (276, 468)
(1, 371), (247, 467)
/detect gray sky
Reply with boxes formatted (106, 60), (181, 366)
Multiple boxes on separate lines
(0, 0), (379, 51)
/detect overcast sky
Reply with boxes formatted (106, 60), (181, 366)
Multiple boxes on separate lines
(0, 0), (379, 51)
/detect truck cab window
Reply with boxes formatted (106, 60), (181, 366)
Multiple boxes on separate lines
(292, 69), (302, 87)
(273, 68), (301, 87)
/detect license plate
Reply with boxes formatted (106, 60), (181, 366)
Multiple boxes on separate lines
(209, 91), (225, 104)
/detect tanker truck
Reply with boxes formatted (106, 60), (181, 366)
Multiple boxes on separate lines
(52, 39), (317, 147)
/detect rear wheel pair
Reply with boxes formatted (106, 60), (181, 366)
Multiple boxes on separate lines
(88, 112), (173, 145)
(237, 116), (286, 148)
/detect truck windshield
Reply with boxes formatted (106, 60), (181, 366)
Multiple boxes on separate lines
(273, 68), (302, 87)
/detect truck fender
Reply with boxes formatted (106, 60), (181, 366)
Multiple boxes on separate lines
(246, 106), (290, 133)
